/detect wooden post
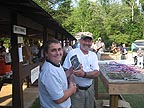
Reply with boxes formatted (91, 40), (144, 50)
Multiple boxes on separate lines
(94, 77), (98, 99)
(61, 34), (64, 47)
(55, 31), (58, 39)
(110, 95), (119, 108)
(11, 12), (24, 108)
(43, 26), (47, 44)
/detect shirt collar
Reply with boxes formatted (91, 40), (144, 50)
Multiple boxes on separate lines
(46, 59), (60, 67)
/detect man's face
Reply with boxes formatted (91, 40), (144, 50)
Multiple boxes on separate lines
(80, 38), (93, 52)
(46, 43), (63, 64)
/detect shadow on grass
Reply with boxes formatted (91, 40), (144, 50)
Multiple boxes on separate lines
(123, 94), (144, 108)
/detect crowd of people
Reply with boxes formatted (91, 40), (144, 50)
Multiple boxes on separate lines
(109, 42), (128, 60)
(22, 39), (45, 64)
(1, 32), (144, 108)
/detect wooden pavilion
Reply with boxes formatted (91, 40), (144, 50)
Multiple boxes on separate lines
(0, 0), (76, 108)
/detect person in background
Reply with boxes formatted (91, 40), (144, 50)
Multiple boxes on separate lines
(110, 42), (118, 54)
(120, 43), (128, 60)
(63, 34), (99, 108)
(38, 39), (77, 108)
(38, 44), (45, 62)
(95, 37), (105, 60)
(91, 41), (97, 52)
(62, 40), (73, 64)
(72, 40), (80, 49)
(30, 40), (40, 63)
(137, 48), (144, 68)
(63, 40), (73, 56)
(22, 41), (33, 64)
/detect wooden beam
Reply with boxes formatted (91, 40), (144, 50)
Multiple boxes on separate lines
(61, 34), (64, 47)
(0, 106), (12, 108)
(10, 12), (24, 108)
(55, 31), (58, 39)
(43, 26), (47, 44)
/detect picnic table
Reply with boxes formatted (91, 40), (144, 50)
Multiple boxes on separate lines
(99, 61), (144, 108)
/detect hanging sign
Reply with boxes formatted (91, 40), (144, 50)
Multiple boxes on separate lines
(13, 25), (26, 35)
(18, 36), (24, 43)
(18, 47), (23, 62)
(31, 66), (40, 84)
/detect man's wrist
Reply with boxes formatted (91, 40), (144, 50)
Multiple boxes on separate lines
(83, 72), (87, 78)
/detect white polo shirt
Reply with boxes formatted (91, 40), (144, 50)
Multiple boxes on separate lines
(63, 48), (99, 87)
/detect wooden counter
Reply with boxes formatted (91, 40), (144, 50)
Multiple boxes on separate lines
(99, 64), (144, 108)
(100, 53), (119, 60)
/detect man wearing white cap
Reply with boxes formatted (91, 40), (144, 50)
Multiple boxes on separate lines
(63, 33), (99, 108)
(95, 37), (105, 60)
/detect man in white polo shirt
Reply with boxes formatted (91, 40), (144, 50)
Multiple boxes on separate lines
(63, 33), (99, 108)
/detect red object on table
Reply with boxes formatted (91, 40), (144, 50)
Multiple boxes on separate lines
(0, 57), (11, 75)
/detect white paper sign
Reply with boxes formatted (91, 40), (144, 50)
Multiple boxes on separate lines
(31, 66), (40, 84)
(13, 25), (26, 35)
(18, 47), (23, 62)
(18, 36), (24, 43)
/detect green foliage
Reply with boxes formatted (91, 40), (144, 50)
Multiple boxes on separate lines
(73, 0), (92, 32)
(0, 38), (10, 48)
(33, 0), (144, 48)
(56, 0), (73, 25)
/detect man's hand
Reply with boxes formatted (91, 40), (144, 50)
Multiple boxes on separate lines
(74, 69), (99, 79)
(69, 82), (77, 94)
(73, 68), (85, 77)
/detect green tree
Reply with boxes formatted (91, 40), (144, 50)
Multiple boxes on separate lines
(33, 0), (144, 48)
(56, 0), (72, 25)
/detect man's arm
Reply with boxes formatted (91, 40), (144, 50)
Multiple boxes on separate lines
(73, 69), (99, 79)
(84, 70), (99, 79)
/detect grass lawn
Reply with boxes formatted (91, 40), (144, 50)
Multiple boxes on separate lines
(30, 98), (40, 108)
(122, 94), (144, 108)
(30, 77), (144, 108)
